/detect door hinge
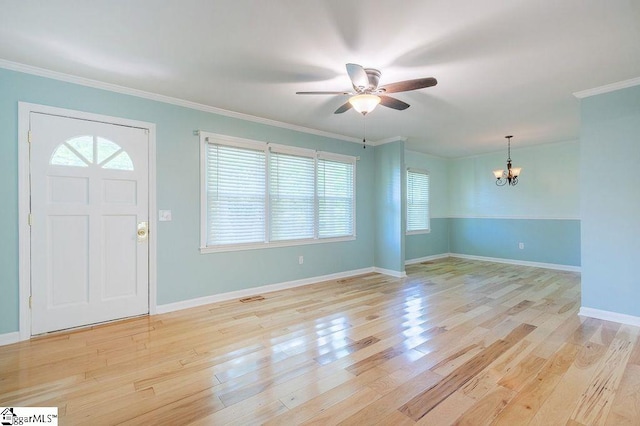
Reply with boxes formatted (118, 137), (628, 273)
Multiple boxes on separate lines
(29, 296), (32, 309)
(28, 213), (32, 226)
(28, 130), (32, 143)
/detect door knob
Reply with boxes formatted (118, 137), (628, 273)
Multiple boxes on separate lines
(137, 221), (149, 242)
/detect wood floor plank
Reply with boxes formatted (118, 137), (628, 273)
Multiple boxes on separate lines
(528, 341), (608, 425)
(491, 342), (581, 425)
(570, 327), (639, 425)
(414, 390), (475, 426)
(338, 369), (442, 425)
(399, 323), (536, 421)
(605, 363), (640, 425)
(454, 385), (516, 425)
(300, 386), (382, 425)
(3, 258), (640, 424)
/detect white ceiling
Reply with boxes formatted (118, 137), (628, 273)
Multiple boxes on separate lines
(1, 0), (639, 157)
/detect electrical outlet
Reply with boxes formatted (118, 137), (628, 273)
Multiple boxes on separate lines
(518, 242), (524, 250)
(298, 255), (304, 265)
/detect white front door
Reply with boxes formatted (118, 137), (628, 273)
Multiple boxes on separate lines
(30, 112), (149, 334)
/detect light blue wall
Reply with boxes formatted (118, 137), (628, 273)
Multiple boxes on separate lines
(581, 85), (640, 316)
(449, 141), (580, 218)
(448, 141), (581, 266)
(405, 218), (450, 260)
(0, 68), (377, 334)
(404, 150), (450, 260)
(0, 65), (590, 337)
(374, 140), (405, 273)
(449, 218), (580, 266)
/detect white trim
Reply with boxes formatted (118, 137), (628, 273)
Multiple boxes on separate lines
(268, 142), (316, 157)
(18, 104), (31, 341)
(0, 59), (360, 144)
(18, 102), (158, 341)
(450, 253), (581, 272)
(200, 236), (356, 254)
(405, 253), (450, 265)
(372, 136), (407, 146)
(373, 267), (407, 278)
(448, 215), (581, 221)
(147, 126), (158, 315)
(579, 307), (640, 327)
(573, 76), (640, 99)
(0, 332), (20, 347)
(405, 149), (447, 160)
(407, 167), (430, 174)
(157, 267), (376, 314)
(406, 229), (431, 235)
(202, 132), (268, 150)
(452, 138), (579, 161)
(317, 151), (358, 164)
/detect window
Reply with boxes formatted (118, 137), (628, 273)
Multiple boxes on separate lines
(205, 143), (266, 245)
(51, 135), (134, 170)
(269, 149), (315, 241)
(201, 132), (356, 251)
(318, 155), (354, 238)
(406, 168), (430, 233)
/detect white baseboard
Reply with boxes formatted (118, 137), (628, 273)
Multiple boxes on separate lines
(405, 253), (450, 265)
(449, 253), (581, 272)
(373, 267), (406, 278)
(156, 267), (377, 314)
(579, 307), (640, 327)
(0, 332), (20, 346)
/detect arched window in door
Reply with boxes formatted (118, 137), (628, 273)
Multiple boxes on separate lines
(50, 135), (134, 171)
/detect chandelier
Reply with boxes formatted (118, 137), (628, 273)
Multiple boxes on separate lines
(493, 135), (522, 186)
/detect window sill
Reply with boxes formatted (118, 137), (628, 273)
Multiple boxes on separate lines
(406, 229), (431, 236)
(200, 235), (356, 254)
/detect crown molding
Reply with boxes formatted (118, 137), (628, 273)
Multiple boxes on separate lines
(405, 149), (447, 160)
(573, 76), (640, 99)
(0, 59), (361, 144)
(371, 136), (407, 146)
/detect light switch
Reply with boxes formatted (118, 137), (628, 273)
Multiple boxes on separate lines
(159, 210), (172, 221)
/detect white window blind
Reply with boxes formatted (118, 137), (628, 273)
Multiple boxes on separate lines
(269, 150), (315, 241)
(201, 132), (356, 251)
(206, 143), (266, 245)
(407, 168), (430, 233)
(318, 157), (354, 238)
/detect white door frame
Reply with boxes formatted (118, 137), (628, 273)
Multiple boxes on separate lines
(18, 102), (157, 341)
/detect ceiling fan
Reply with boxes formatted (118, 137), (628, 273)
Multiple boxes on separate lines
(296, 63), (437, 115)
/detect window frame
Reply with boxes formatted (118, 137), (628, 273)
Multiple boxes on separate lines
(200, 132), (356, 253)
(406, 168), (431, 235)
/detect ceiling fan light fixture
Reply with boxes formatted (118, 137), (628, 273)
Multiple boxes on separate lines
(349, 94), (381, 115)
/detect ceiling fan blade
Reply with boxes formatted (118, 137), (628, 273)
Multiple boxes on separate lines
(334, 102), (353, 114)
(296, 91), (352, 95)
(379, 77), (437, 93)
(380, 95), (410, 110)
(346, 63), (369, 91)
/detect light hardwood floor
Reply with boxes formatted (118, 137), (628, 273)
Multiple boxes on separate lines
(2, 258), (639, 425)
